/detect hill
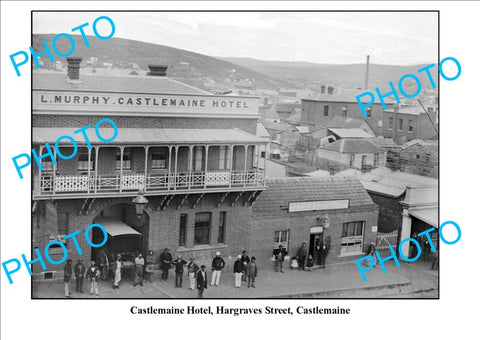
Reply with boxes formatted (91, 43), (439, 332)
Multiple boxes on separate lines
(32, 34), (296, 90)
(220, 57), (438, 91)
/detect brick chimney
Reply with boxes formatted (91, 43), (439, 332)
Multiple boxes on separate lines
(147, 64), (168, 77)
(66, 57), (82, 80)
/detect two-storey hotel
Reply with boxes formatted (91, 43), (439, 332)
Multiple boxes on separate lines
(31, 58), (267, 278)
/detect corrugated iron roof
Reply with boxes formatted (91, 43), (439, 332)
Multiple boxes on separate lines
(33, 127), (267, 145)
(328, 128), (373, 139)
(94, 217), (141, 237)
(321, 139), (384, 153)
(33, 71), (211, 95)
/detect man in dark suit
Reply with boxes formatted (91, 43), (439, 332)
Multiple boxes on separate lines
(319, 242), (329, 269)
(159, 248), (172, 282)
(196, 265), (208, 299)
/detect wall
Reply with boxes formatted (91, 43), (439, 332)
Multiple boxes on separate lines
(250, 207), (379, 269)
(367, 192), (405, 233)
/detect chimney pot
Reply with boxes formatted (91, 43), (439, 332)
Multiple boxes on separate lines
(66, 57), (82, 80)
(147, 64), (168, 77)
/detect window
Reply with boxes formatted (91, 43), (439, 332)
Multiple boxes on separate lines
(374, 153), (379, 166)
(193, 147), (204, 172)
(218, 211), (226, 244)
(194, 212), (211, 245)
(274, 230), (290, 250)
(341, 221), (364, 254)
(324, 105), (329, 117)
(218, 146), (229, 170)
(388, 117), (394, 130)
(361, 155), (367, 166)
(179, 214), (187, 246)
(78, 149), (94, 171)
(425, 153), (431, 163)
(260, 151), (266, 158)
(152, 151), (167, 169)
(366, 107), (372, 118)
(116, 148), (132, 170)
(398, 118), (404, 131)
(415, 154), (420, 159)
(349, 154), (355, 167)
(342, 106), (347, 117)
(408, 120), (414, 133)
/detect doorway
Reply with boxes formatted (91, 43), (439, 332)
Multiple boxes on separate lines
(309, 232), (324, 261)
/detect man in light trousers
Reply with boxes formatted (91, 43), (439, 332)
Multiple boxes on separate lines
(211, 251), (225, 286)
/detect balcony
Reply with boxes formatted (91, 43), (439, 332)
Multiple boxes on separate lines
(34, 169), (265, 199)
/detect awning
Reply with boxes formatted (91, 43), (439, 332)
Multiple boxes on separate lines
(93, 217), (141, 237)
(409, 208), (439, 228)
(33, 127), (268, 145)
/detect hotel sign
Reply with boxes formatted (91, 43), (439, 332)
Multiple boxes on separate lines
(33, 90), (259, 116)
(289, 199), (350, 213)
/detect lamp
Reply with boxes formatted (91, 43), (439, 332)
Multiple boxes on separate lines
(316, 214), (330, 229)
(132, 190), (149, 216)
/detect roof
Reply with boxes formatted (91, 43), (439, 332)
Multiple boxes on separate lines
(321, 139), (384, 154)
(384, 106), (424, 116)
(33, 128), (267, 145)
(253, 177), (375, 215)
(94, 217), (141, 237)
(409, 208), (438, 228)
(303, 88), (394, 105)
(33, 71), (211, 95)
(295, 126), (310, 134)
(368, 138), (398, 149)
(328, 128), (373, 139)
(400, 139), (439, 157)
(256, 122), (271, 138)
(261, 120), (296, 132)
(326, 116), (367, 129)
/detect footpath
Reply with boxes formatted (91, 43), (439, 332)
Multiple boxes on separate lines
(32, 260), (438, 299)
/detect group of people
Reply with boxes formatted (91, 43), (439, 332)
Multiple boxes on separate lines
(63, 259), (102, 298)
(272, 242), (329, 273)
(158, 248), (258, 298)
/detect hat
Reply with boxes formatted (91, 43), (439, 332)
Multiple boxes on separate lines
(190, 257), (194, 261)
(237, 254), (242, 259)
(67, 259), (72, 263)
(200, 265), (206, 268)
(215, 251), (221, 256)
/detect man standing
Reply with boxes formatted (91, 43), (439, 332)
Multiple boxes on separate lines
(273, 245), (288, 273)
(211, 251), (225, 286)
(240, 250), (250, 282)
(63, 259), (73, 298)
(86, 260), (100, 296)
(187, 258), (199, 290)
(246, 256), (258, 288)
(74, 259), (86, 293)
(172, 255), (187, 288)
(233, 255), (243, 288)
(133, 253), (145, 287)
(159, 248), (173, 282)
(112, 255), (122, 289)
(196, 265), (208, 299)
(297, 243), (308, 271)
(319, 242), (329, 269)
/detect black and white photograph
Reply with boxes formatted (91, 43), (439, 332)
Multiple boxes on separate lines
(28, 10), (439, 300)
(1, 1), (478, 339)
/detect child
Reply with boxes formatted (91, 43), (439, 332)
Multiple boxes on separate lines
(246, 256), (258, 288)
(290, 256), (299, 270)
(306, 254), (314, 271)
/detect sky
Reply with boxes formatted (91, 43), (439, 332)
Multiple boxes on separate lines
(33, 11), (438, 65)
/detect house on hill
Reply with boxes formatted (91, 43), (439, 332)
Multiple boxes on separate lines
(399, 139), (438, 178)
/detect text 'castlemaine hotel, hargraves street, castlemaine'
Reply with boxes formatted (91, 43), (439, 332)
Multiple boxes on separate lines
(31, 58), (379, 280)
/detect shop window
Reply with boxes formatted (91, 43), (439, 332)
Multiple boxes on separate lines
(218, 211), (226, 244)
(78, 149), (94, 171)
(274, 230), (290, 250)
(116, 148), (132, 170)
(152, 151), (167, 169)
(341, 221), (364, 255)
(179, 214), (187, 247)
(194, 212), (211, 245)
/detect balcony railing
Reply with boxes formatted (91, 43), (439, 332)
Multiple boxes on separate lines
(34, 170), (265, 197)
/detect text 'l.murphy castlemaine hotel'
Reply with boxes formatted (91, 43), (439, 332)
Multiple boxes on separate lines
(32, 58), (268, 279)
